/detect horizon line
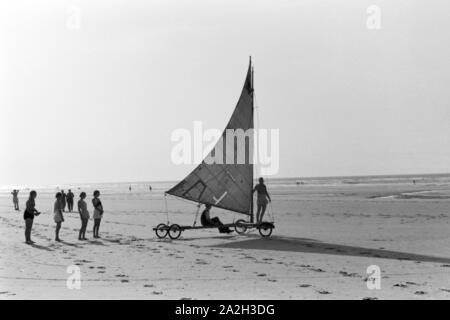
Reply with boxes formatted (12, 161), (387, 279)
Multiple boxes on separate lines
(2, 171), (450, 189)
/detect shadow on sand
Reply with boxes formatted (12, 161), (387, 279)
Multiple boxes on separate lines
(30, 244), (53, 251)
(175, 235), (243, 242)
(88, 240), (106, 245)
(58, 240), (81, 247)
(211, 236), (450, 264)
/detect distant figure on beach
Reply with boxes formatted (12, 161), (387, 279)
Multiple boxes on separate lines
(413, 179), (416, 185)
(129, 186), (132, 192)
(66, 189), (74, 212)
(11, 189), (19, 211)
(200, 204), (233, 233)
(23, 190), (41, 244)
(253, 177), (271, 224)
(149, 185), (152, 191)
(61, 190), (67, 212)
(77, 192), (90, 240)
(53, 192), (64, 242)
(92, 190), (103, 238)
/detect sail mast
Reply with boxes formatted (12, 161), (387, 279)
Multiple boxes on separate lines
(250, 56), (254, 223)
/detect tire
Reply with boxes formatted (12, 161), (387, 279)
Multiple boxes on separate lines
(155, 223), (168, 239)
(168, 224), (182, 240)
(258, 222), (273, 237)
(234, 219), (248, 234)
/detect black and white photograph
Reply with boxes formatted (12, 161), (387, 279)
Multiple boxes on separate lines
(1, 0), (450, 303)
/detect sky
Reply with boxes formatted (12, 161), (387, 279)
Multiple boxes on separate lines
(1, 0), (449, 186)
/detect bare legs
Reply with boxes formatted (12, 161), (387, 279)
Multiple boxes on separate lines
(210, 217), (232, 233)
(93, 219), (101, 238)
(67, 200), (73, 212)
(79, 218), (88, 240)
(256, 204), (267, 224)
(25, 218), (33, 244)
(55, 222), (62, 241)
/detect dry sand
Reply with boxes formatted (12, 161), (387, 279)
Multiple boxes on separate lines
(1, 181), (450, 299)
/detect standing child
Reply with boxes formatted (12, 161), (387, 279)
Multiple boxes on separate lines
(54, 192), (64, 242)
(77, 192), (90, 240)
(24, 191), (41, 244)
(12, 189), (19, 211)
(92, 190), (103, 238)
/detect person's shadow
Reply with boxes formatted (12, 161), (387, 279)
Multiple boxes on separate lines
(55, 240), (81, 248)
(30, 243), (53, 251)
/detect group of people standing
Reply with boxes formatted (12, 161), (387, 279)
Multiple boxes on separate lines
(19, 189), (104, 244)
(14, 177), (271, 242)
(55, 189), (75, 213)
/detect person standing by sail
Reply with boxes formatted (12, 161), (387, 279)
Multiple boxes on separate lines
(11, 189), (19, 211)
(92, 190), (103, 238)
(61, 190), (67, 212)
(66, 189), (74, 212)
(23, 190), (41, 244)
(77, 192), (89, 240)
(53, 192), (64, 242)
(253, 177), (271, 224)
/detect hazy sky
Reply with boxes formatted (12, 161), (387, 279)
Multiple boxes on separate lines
(1, 0), (449, 186)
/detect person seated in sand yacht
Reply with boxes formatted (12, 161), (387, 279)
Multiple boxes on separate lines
(200, 204), (233, 233)
(11, 189), (19, 211)
(253, 177), (271, 224)
(23, 190), (41, 244)
(53, 192), (64, 242)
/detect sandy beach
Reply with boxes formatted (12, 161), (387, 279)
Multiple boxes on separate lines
(1, 176), (450, 300)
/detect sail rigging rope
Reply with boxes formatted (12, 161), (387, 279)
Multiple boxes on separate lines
(164, 193), (170, 225)
(165, 193), (208, 225)
(252, 91), (275, 224)
(255, 89), (276, 225)
(192, 203), (202, 227)
(269, 201), (275, 224)
(254, 92), (261, 179)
